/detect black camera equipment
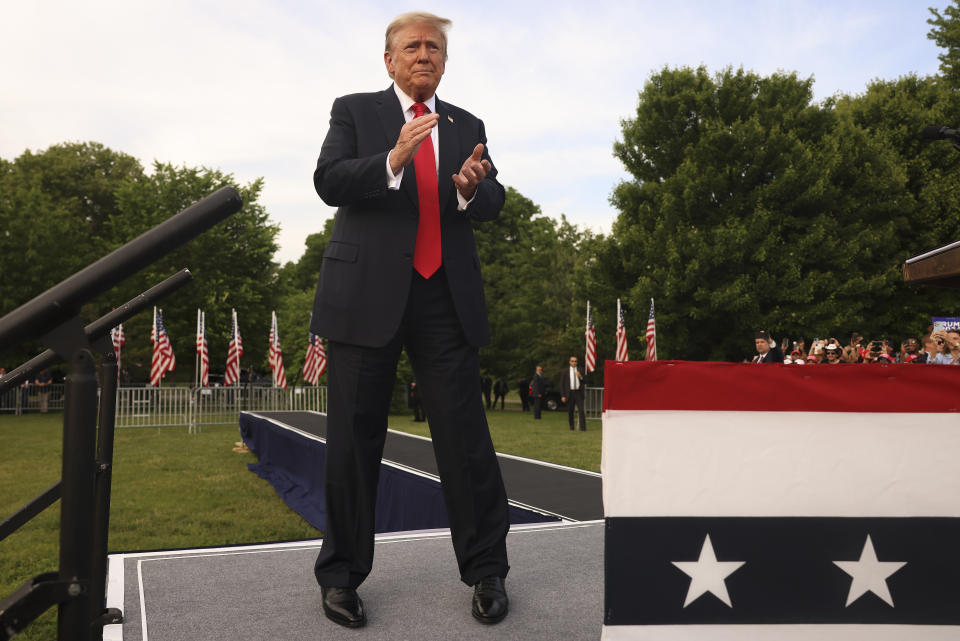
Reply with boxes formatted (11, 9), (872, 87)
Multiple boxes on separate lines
(0, 186), (241, 641)
(920, 125), (960, 152)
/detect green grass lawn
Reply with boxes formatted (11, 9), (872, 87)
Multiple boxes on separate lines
(0, 405), (600, 639)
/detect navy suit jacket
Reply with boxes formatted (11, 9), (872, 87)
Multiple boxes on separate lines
(560, 367), (584, 396)
(310, 86), (505, 348)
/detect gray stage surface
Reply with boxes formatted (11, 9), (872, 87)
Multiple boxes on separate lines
(106, 520), (604, 641)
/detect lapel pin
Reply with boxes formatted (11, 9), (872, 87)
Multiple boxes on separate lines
(448, 115), (454, 123)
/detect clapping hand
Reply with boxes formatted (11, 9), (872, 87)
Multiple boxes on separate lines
(452, 144), (491, 200)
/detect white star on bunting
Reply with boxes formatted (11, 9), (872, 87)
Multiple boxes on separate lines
(833, 534), (907, 607)
(671, 534), (745, 608)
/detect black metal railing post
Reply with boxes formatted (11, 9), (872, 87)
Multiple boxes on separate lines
(56, 349), (99, 641)
(90, 351), (122, 637)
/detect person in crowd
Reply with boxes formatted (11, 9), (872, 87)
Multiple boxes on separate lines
(784, 349), (805, 364)
(752, 331), (782, 363)
(850, 332), (864, 352)
(861, 339), (894, 363)
(807, 339), (827, 363)
(492, 378), (508, 410)
(19, 378), (29, 414)
(560, 356), (586, 431)
(530, 365), (547, 419)
(408, 380), (424, 421)
(516, 377), (529, 412)
(931, 330), (960, 365)
(841, 345), (860, 363)
(34, 369), (52, 413)
(823, 343), (842, 364)
(308, 11), (510, 628)
(898, 337), (923, 363)
(878, 340), (897, 363)
(481, 374), (493, 409)
(921, 334), (937, 363)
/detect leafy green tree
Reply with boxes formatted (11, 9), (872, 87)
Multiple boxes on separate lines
(105, 163), (279, 383)
(276, 218), (336, 295)
(605, 66), (913, 361)
(474, 188), (594, 386)
(838, 73), (960, 337)
(928, 1), (960, 87)
(0, 142), (144, 316)
(0, 143), (279, 381)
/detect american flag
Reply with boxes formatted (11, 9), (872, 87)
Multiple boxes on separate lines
(303, 331), (327, 385)
(150, 307), (176, 387)
(645, 298), (657, 362)
(196, 309), (209, 387)
(110, 322), (125, 368)
(615, 298), (628, 362)
(584, 301), (597, 373)
(269, 311), (287, 389)
(224, 308), (243, 387)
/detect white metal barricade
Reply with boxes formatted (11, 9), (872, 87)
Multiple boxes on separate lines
(584, 386), (604, 420)
(111, 384), (328, 431)
(0, 383), (66, 415)
(115, 386), (192, 428)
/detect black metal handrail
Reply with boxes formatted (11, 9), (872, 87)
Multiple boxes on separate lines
(0, 186), (240, 356)
(0, 187), (242, 641)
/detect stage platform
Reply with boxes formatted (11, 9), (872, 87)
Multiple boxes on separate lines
(243, 410), (603, 524)
(104, 411), (605, 640)
(106, 520), (604, 640)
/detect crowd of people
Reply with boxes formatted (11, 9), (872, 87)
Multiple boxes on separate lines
(750, 328), (960, 365)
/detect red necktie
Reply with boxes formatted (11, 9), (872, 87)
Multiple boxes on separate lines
(411, 102), (441, 278)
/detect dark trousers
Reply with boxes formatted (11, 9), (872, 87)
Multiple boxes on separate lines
(567, 388), (586, 430)
(314, 269), (510, 589)
(532, 395), (542, 418)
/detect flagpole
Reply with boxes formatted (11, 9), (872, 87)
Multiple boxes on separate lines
(232, 308), (239, 388)
(270, 310), (277, 388)
(116, 323), (122, 383)
(585, 300), (590, 376)
(152, 306), (160, 390)
(194, 308), (200, 391)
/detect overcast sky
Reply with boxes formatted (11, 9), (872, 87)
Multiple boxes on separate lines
(1, 1), (949, 263)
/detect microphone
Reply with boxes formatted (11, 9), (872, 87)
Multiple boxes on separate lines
(921, 125), (960, 140)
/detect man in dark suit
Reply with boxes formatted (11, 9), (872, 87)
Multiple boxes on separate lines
(560, 356), (586, 431)
(492, 378), (508, 410)
(752, 330), (783, 364)
(309, 11), (509, 629)
(481, 374), (493, 409)
(529, 365), (547, 419)
(517, 377), (530, 411)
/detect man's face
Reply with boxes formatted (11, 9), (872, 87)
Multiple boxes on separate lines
(569, 358), (578, 368)
(755, 338), (770, 354)
(536, 366), (543, 374)
(384, 22), (446, 101)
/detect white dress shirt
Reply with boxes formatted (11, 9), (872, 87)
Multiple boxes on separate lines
(385, 83), (472, 211)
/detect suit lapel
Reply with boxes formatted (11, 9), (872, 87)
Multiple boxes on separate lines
(435, 98), (458, 214)
(376, 86), (418, 208)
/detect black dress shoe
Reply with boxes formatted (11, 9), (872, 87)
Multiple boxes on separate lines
(472, 576), (508, 624)
(321, 586), (366, 628)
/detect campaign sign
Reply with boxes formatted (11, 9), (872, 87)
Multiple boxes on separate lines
(932, 316), (960, 332)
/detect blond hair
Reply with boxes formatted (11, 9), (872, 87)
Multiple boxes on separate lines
(384, 12), (451, 60)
